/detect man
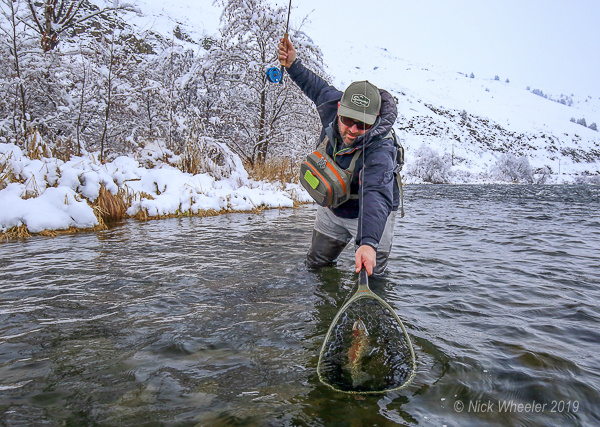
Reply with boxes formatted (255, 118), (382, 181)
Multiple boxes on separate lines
(278, 38), (400, 276)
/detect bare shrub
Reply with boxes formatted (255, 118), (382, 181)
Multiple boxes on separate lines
(248, 157), (299, 184)
(179, 137), (247, 181)
(407, 144), (451, 184)
(491, 153), (533, 183)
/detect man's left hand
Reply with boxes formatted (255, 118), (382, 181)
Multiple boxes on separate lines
(355, 245), (376, 275)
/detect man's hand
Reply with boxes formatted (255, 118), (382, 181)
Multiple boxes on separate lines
(277, 37), (297, 68)
(355, 244), (377, 276)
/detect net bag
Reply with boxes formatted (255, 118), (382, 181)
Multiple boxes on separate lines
(317, 271), (416, 394)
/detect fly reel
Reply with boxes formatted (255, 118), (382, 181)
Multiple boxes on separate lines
(266, 66), (283, 83)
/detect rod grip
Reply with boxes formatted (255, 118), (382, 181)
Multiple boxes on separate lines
(279, 33), (289, 84)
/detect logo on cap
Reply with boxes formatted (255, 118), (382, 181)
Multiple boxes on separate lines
(351, 94), (370, 108)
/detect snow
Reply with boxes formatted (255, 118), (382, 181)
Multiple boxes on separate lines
(0, 183), (98, 233)
(0, 142), (312, 235)
(269, 0), (600, 99)
(123, 0), (221, 49)
(2, 1), (598, 236)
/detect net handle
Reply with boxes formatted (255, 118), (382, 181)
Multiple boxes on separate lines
(357, 267), (369, 292)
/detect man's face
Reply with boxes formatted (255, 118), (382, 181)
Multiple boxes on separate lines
(337, 114), (372, 145)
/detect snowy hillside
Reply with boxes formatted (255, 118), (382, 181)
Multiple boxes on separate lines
(2, 0), (598, 238)
(128, 0), (600, 182)
(327, 45), (600, 182)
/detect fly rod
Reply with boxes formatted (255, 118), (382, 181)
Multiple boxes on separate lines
(279, 0), (293, 84)
(266, 0), (292, 84)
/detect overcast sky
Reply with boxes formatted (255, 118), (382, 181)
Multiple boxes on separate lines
(266, 0), (600, 97)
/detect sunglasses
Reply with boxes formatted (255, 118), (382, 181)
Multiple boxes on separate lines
(339, 115), (373, 131)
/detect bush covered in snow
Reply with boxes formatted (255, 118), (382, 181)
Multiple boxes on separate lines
(406, 144), (450, 184)
(490, 154), (534, 183)
(0, 0), (323, 167)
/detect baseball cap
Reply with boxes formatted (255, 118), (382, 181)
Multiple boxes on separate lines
(337, 81), (381, 125)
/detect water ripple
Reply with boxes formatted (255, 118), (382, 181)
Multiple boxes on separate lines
(0, 185), (599, 425)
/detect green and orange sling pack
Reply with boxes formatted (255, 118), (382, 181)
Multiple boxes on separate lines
(300, 130), (405, 211)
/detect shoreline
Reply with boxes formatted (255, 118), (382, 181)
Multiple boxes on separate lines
(0, 203), (308, 243)
(3, 180), (598, 242)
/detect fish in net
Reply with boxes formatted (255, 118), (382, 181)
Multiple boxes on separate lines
(317, 272), (416, 394)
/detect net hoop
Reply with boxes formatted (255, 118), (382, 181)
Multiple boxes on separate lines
(317, 289), (417, 394)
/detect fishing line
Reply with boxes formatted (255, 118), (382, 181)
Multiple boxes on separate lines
(316, 83), (416, 395)
(359, 81), (366, 264)
(280, 0), (292, 84)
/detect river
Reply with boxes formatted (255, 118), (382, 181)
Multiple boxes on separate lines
(1, 185), (599, 426)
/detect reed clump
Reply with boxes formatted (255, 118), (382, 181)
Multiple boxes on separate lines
(26, 129), (52, 160)
(177, 137), (236, 180)
(248, 158), (299, 184)
(94, 185), (127, 222)
(0, 152), (16, 191)
(0, 224), (30, 242)
(52, 136), (79, 162)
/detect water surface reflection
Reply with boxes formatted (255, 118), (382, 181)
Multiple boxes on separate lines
(0, 185), (599, 425)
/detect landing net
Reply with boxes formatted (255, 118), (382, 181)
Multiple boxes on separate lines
(317, 295), (416, 394)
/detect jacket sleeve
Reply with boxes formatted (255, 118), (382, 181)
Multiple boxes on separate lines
(356, 91), (398, 249)
(356, 139), (396, 249)
(287, 59), (342, 128)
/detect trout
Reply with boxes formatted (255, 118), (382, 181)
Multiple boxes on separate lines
(345, 319), (372, 387)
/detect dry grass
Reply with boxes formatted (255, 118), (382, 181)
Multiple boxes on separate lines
(0, 152), (17, 191)
(27, 129), (52, 160)
(52, 137), (78, 162)
(248, 158), (299, 184)
(0, 224), (31, 242)
(93, 185), (127, 222)
(176, 137), (240, 181)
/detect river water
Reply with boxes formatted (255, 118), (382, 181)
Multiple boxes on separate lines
(0, 185), (599, 426)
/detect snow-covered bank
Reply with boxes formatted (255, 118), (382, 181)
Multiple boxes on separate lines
(0, 142), (312, 239)
(2, 133), (598, 240)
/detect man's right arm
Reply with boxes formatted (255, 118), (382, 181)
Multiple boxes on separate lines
(278, 38), (340, 109)
(286, 59), (333, 105)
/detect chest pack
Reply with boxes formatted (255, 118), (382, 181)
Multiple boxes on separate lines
(300, 136), (361, 208)
(300, 130), (405, 210)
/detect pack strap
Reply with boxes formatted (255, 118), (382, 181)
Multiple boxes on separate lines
(389, 129), (405, 218)
(319, 133), (403, 211)
(394, 166), (405, 217)
(347, 150), (362, 200)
